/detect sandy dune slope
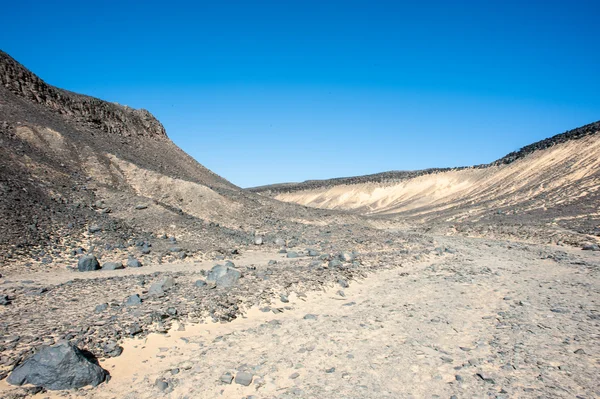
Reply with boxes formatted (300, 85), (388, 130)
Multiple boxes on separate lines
(273, 133), (600, 224)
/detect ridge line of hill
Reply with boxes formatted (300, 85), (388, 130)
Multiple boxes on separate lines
(0, 50), (166, 139)
(249, 120), (600, 194)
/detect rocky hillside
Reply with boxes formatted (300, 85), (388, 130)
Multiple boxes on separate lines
(0, 51), (350, 268)
(251, 121), (600, 195)
(0, 51), (166, 139)
(491, 120), (600, 166)
(253, 121), (600, 241)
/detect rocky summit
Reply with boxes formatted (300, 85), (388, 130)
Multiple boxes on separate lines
(0, 51), (598, 399)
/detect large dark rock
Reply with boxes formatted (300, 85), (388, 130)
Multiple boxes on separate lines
(206, 264), (242, 288)
(148, 276), (175, 297)
(307, 249), (320, 257)
(77, 254), (100, 272)
(94, 303), (108, 313)
(125, 294), (142, 306)
(126, 257), (142, 268)
(7, 341), (108, 390)
(234, 371), (253, 386)
(88, 225), (102, 233)
(101, 261), (124, 271)
(102, 341), (123, 357)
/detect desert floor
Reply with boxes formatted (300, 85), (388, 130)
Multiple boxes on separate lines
(2, 234), (598, 399)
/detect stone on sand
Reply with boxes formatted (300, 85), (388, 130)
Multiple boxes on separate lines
(206, 264), (242, 288)
(7, 341), (108, 390)
(78, 254), (100, 272)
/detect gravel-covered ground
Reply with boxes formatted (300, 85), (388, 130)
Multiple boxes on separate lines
(2, 233), (598, 399)
(0, 227), (428, 380)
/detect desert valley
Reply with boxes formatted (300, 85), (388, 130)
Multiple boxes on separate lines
(0, 50), (598, 399)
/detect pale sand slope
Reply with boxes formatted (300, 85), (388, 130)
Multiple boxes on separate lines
(3, 235), (597, 398)
(274, 135), (600, 221)
(13, 124), (242, 228)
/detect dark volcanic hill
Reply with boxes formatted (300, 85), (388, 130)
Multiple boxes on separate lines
(0, 51), (229, 256)
(0, 51), (349, 268)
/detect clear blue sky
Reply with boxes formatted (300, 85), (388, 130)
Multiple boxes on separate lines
(2, 1), (599, 187)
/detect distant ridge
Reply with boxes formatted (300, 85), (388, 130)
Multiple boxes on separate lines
(250, 120), (600, 194)
(491, 120), (600, 166)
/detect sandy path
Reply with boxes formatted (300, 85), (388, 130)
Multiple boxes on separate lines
(1, 236), (598, 398)
(0, 250), (285, 287)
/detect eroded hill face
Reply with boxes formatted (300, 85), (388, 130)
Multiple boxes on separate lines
(0, 51), (243, 258)
(0, 51), (352, 266)
(0, 51), (167, 139)
(254, 122), (600, 241)
(273, 134), (600, 215)
(1, 47), (597, 269)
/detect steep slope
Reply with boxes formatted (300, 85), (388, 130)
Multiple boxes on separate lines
(0, 50), (241, 255)
(0, 51), (352, 268)
(252, 122), (600, 239)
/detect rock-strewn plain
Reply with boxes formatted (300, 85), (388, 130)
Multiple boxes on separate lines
(0, 51), (598, 398)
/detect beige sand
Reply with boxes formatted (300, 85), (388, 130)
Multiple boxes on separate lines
(274, 136), (600, 221)
(2, 235), (597, 398)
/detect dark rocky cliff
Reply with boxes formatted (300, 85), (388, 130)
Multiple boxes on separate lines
(0, 50), (166, 139)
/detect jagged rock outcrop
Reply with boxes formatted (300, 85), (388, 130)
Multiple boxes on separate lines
(0, 50), (166, 139)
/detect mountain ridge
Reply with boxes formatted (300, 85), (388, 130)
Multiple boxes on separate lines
(0, 50), (166, 139)
(255, 121), (600, 240)
(250, 120), (600, 194)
